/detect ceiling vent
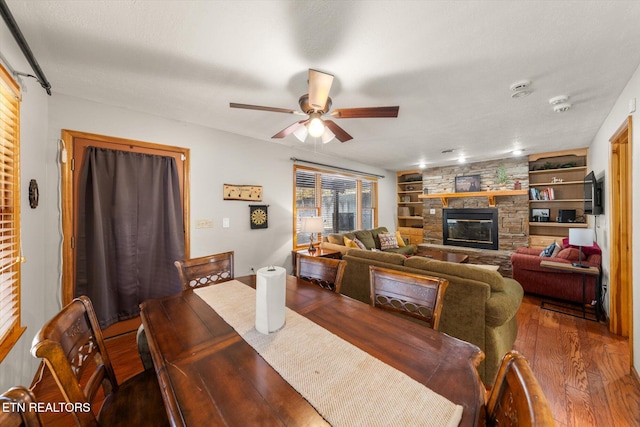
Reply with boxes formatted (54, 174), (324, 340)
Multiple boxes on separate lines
(549, 95), (572, 112)
(510, 80), (532, 98)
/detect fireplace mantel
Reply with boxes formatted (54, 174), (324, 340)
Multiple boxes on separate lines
(419, 189), (528, 207)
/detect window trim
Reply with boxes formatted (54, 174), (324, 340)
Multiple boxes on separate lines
(0, 62), (24, 363)
(293, 165), (378, 250)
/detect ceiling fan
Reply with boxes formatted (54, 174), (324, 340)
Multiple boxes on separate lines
(230, 69), (399, 143)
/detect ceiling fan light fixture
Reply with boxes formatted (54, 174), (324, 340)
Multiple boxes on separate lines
(321, 128), (335, 144)
(293, 125), (308, 142)
(308, 116), (325, 137)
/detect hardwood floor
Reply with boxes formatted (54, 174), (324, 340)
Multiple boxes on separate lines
(28, 295), (640, 426)
(514, 294), (640, 426)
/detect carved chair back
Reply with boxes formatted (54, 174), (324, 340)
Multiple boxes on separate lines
(30, 296), (118, 426)
(30, 296), (168, 427)
(174, 251), (234, 290)
(0, 386), (43, 427)
(369, 266), (448, 330)
(486, 350), (555, 426)
(296, 255), (346, 293)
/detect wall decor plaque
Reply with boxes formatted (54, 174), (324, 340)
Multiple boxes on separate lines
(224, 184), (263, 201)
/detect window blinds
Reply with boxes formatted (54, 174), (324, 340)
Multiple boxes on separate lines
(0, 63), (22, 361)
(294, 166), (377, 248)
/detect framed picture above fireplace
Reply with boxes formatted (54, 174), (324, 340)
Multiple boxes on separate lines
(455, 175), (481, 193)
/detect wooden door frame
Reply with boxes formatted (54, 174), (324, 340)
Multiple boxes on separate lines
(609, 116), (633, 347)
(61, 130), (190, 306)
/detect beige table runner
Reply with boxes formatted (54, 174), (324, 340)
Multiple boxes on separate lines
(194, 280), (463, 427)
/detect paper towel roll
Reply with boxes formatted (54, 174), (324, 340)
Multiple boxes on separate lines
(255, 266), (286, 334)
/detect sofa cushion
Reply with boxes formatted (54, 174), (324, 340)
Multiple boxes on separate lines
(404, 257), (505, 292)
(403, 256), (434, 270)
(395, 231), (406, 247)
(378, 233), (400, 250)
(354, 229), (376, 249)
(557, 247), (581, 260)
(562, 238), (602, 255)
(345, 248), (407, 265)
(328, 232), (355, 245)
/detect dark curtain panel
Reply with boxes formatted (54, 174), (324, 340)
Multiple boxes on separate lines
(76, 147), (185, 328)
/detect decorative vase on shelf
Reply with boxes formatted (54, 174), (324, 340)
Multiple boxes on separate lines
(496, 164), (509, 190)
(514, 180), (521, 190)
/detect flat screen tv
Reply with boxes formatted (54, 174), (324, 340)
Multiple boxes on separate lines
(584, 171), (604, 215)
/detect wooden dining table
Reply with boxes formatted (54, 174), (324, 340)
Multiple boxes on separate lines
(140, 274), (486, 426)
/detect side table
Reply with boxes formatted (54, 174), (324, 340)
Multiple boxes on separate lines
(291, 248), (341, 276)
(539, 260), (601, 321)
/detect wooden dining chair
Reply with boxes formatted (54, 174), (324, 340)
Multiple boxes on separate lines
(174, 251), (234, 290)
(369, 266), (449, 330)
(0, 386), (43, 427)
(486, 350), (555, 426)
(30, 296), (168, 427)
(296, 254), (347, 292)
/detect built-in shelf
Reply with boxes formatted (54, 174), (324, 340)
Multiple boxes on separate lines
(529, 180), (583, 187)
(418, 189), (528, 207)
(529, 199), (584, 203)
(529, 222), (588, 228)
(397, 170), (424, 245)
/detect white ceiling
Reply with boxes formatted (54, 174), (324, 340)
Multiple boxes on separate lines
(6, 0), (640, 171)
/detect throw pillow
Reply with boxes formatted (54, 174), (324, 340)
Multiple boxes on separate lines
(343, 237), (359, 248)
(378, 233), (400, 250)
(557, 248), (581, 261)
(353, 237), (367, 250)
(395, 231), (406, 247)
(539, 242), (559, 257)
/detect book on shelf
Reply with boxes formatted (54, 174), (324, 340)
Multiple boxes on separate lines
(529, 187), (554, 200)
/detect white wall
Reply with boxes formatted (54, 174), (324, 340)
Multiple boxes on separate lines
(589, 62), (640, 370)
(0, 25), (50, 391)
(0, 81), (394, 388)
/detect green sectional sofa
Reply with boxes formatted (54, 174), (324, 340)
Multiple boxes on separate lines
(339, 249), (523, 385)
(320, 226), (416, 256)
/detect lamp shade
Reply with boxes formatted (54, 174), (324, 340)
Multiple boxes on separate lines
(300, 217), (324, 233)
(568, 228), (594, 247)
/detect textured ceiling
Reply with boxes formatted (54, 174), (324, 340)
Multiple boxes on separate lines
(6, 0), (640, 171)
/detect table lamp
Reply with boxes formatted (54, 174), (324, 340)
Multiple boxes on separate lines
(568, 228), (594, 268)
(300, 217), (324, 252)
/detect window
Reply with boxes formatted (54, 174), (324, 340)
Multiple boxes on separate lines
(0, 63), (23, 362)
(294, 165), (377, 248)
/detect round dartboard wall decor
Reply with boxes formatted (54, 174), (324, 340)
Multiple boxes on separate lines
(249, 205), (268, 229)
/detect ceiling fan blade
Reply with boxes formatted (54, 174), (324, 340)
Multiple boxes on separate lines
(272, 120), (309, 139)
(323, 120), (353, 142)
(330, 106), (399, 119)
(230, 102), (300, 115)
(308, 69), (334, 111)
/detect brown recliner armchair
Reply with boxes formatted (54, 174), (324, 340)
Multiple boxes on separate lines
(511, 242), (601, 304)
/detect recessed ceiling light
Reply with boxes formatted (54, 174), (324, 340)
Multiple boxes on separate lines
(457, 157), (466, 164)
(510, 80), (533, 98)
(512, 149), (524, 156)
(418, 162), (426, 169)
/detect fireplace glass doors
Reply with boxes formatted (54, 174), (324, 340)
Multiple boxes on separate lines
(442, 208), (499, 250)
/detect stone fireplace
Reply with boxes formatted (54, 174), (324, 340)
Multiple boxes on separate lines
(420, 158), (530, 253)
(443, 208), (499, 250)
